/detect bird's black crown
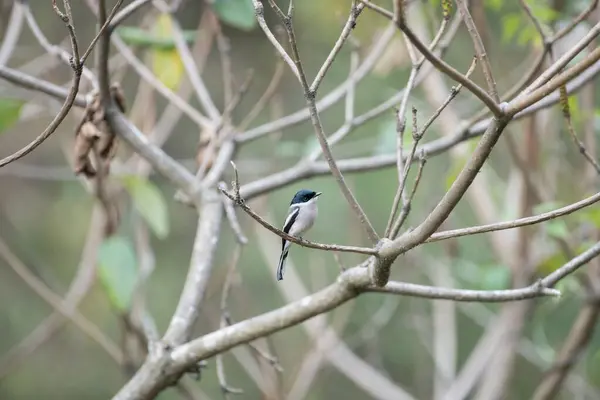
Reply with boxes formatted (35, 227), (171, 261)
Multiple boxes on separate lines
(290, 189), (321, 205)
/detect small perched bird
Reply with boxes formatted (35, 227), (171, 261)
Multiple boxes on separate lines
(277, 189), (322, 281)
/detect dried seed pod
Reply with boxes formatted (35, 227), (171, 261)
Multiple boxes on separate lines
(73, 122), (101, 177)
(72, 83), (126, 178)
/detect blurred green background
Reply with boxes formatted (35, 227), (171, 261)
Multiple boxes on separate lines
(1, 0), (600, 399)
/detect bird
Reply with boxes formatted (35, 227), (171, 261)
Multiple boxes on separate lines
(277, 189), (322, 281)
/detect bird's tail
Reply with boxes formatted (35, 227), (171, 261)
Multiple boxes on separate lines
(277, 248), (289, 281)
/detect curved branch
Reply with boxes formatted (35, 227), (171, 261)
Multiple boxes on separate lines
(428, 191), (600, 242)
(0, 72), (81, 168)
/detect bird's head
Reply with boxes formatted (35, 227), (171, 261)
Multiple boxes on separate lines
(290, 189), (322, 205)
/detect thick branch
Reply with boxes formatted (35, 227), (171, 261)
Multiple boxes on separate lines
(163, 191), (224, 345)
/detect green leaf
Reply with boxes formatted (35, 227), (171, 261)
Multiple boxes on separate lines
(98, 236), (137, 311)
(517, 25), (538, 46)
(213, 0), (257, 31)
(530, 1), (559, 23)
(151, 13), (185, 90)
(116, 26), (196, 50)
(502, 14), (522, 44)
(0, 98), (24, 133)
(120, 175), (170, 239)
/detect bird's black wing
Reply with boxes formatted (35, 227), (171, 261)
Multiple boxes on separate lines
(282, 206), (300, 250)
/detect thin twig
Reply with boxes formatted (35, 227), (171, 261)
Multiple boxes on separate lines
(111, 36), (212, 130)
(0, 1), (82, 168)
(219, 182), (249, 245)
(390, 151), (426, 238)
(108, 0), (152, 30)
(0, 235), (123, 363)
(506, 45), (600, 116)
(518, 0), (547, 44)
(520, 20), (600, 98)
(215, 17), (234, 110)
(543, 241), (600, 287)
(387, 56), (476, 238)
(552, 0), (599, 43)
(428, 190), (600, 242)
(236, 56), (600, 201)
(22, 2), (95, 84)
(532, 301), (600, 400)
(385, 107), (421, 238)
(455, 0), (499, 102)
(251, 0), (300, 81)
(154, 0), (220, 121)
(560, 85), (600, 175)
(237, 58), (285, 131)
(368, 280), (558, 302)
(0, 65), (88, 107)
(0, 3), (24, 65)
(80, 0), (124, 64)
(236, 22), (397, 143)
(420, 56), (478, 136)
(306, 44), (359, 162)
(0, 206), (105, 378)
(361, 0), (503, 116)
(217, 246), (245, 398)
(309, 1), (365, 93)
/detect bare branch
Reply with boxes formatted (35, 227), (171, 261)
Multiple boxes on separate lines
(0, 234), (123, 364)
(428, 193), (600, 243)
(154, 0), (220, 121)
(309, 2), (364, 93)
(237, 58), (285, 131)
(533, 301), (600, 400)
(80, 0), (124, 65)
(525, 20), (600, 95)
(217, 246), (245, 398)
(506, 46), (600, 116)
(369, 281), (559, 302)
(110, 36), (212, 130)
(236, 23), (397, 143)
(108, 0), (152, 30)
(0, 3), (24, 65)
(0, 65), (88, 107)
(361, 1), (503, 116)
(250, 0), (300, 81)
(0, 1), (82, 168)
(0, 206), (104, 378)
(163, 192), (224, 345)
(385, 107), (421, 238)
(542, 241), (600, 288)
(560, 85), (600, 174)
(372, 116), (510, 286)
(455, 0), (499, 101)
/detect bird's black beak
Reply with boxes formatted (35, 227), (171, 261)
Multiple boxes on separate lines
(315, 192), (322, 197)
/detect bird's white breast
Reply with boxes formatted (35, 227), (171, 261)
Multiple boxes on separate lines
(288, 197), (318, 237)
